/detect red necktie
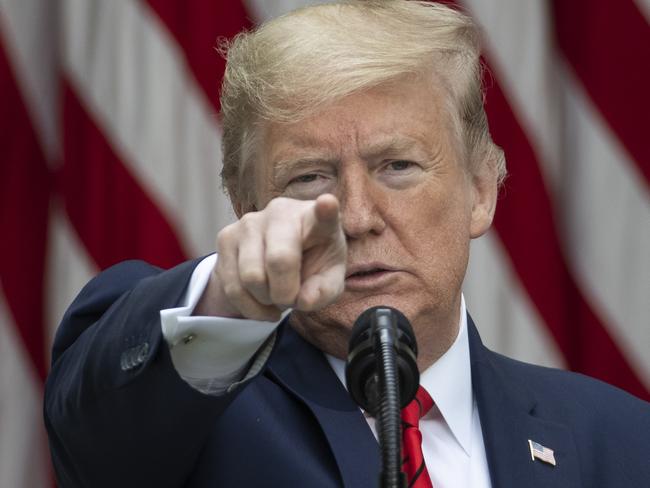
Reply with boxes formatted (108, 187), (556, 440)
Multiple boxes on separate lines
(401, 386), (434, 488)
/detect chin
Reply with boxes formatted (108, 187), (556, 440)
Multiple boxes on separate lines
(290, 291), (442, 362)
(316, 291), (424, 330)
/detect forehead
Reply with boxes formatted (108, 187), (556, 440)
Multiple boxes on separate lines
(253, 74), (459, 194)
(280, 76), (446, 134)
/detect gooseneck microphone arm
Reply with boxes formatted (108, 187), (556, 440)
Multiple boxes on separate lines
(346, 307), (420, 488)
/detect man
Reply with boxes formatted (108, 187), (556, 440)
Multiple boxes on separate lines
(44, 1), (650, 487)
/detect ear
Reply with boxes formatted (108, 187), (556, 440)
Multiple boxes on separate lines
(469, 156), (499, 239)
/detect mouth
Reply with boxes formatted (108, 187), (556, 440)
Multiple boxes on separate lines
(345, 264), (399, 290)
(346, 268), (389, 278)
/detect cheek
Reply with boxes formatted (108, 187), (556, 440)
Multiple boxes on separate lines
(389, 179), (472, 245)
(388, 181), (473, 285)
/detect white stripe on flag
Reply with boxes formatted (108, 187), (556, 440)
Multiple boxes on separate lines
(0, 0), (60, 162)
(0, 292), (50, 488)
(45, 201), (98, 362)
(62, 0), (235, 257)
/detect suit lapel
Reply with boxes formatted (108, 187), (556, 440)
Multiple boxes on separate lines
(468, 316), (582, 488)
(267, 324), (381, 487)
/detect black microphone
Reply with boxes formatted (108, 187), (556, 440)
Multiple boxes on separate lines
(346, 306), (419, 414)
(345, 306), (420, 488)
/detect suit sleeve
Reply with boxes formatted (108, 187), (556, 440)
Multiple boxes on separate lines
(43, 259), (275, 488)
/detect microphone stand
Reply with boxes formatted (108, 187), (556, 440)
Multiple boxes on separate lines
(372, 309), (407, 488)
(346, 306), (418, 488)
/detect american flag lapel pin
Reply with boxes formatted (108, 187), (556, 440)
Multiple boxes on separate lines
(528, 439), (557, 466)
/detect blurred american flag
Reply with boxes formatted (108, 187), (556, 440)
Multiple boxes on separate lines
(0, 0), (648, 485)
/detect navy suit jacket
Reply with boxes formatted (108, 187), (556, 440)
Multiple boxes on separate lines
(44, 259), (650, 487)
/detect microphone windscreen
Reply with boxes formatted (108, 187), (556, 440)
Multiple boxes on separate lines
(346, 306), (419, 413)
(349, 306), (418, 356)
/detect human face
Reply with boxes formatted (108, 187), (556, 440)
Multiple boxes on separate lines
(255, 74), (496, 367)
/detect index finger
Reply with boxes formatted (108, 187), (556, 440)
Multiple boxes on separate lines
(301, 194), (341, 247)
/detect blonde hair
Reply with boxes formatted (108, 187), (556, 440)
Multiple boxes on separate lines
(219, 0), (505, 207)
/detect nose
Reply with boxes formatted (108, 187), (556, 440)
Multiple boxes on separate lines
(338, 164), (386, 239)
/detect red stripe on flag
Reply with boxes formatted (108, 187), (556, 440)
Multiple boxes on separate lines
(60, 83), (188, 270)
(145, 0), (253, 113)
(485, 77), (649, 401)
(553, 0), (650, 186)
(0, 39), (51, 379)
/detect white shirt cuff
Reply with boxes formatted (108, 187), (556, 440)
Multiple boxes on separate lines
(160, 254), (288, 394)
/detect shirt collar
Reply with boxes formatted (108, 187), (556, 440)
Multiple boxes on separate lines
(326, 294), (473, 455)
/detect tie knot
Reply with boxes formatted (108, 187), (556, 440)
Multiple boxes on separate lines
(401, 386), (433, 424)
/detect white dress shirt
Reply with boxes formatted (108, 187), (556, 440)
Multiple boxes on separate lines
(160, 254), (492, 487)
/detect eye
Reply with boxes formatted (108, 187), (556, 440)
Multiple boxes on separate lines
(386, 160), (416, 171)
(283, 171), (334, 200)
(378, 159), (422, 189)
(290, 173), (320, 184)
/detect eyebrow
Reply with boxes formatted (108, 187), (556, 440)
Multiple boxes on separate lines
(358, 135), (423, 160)
(273, 156), (339, 183)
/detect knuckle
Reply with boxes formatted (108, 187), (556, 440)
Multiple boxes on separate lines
(319, 283), (342, 305)
(266, 250), (299, 273)
(317, 283), (334, 300)
(216, 225), (236, 250)
(266, 197), (306, 217)
(240, 268), (266, 288)
(238, 214), (262, 236)
(238, 212), (257, 227)
(266, 197), (289, 211)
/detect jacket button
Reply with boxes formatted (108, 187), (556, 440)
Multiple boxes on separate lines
(120, 342), (149, 371)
